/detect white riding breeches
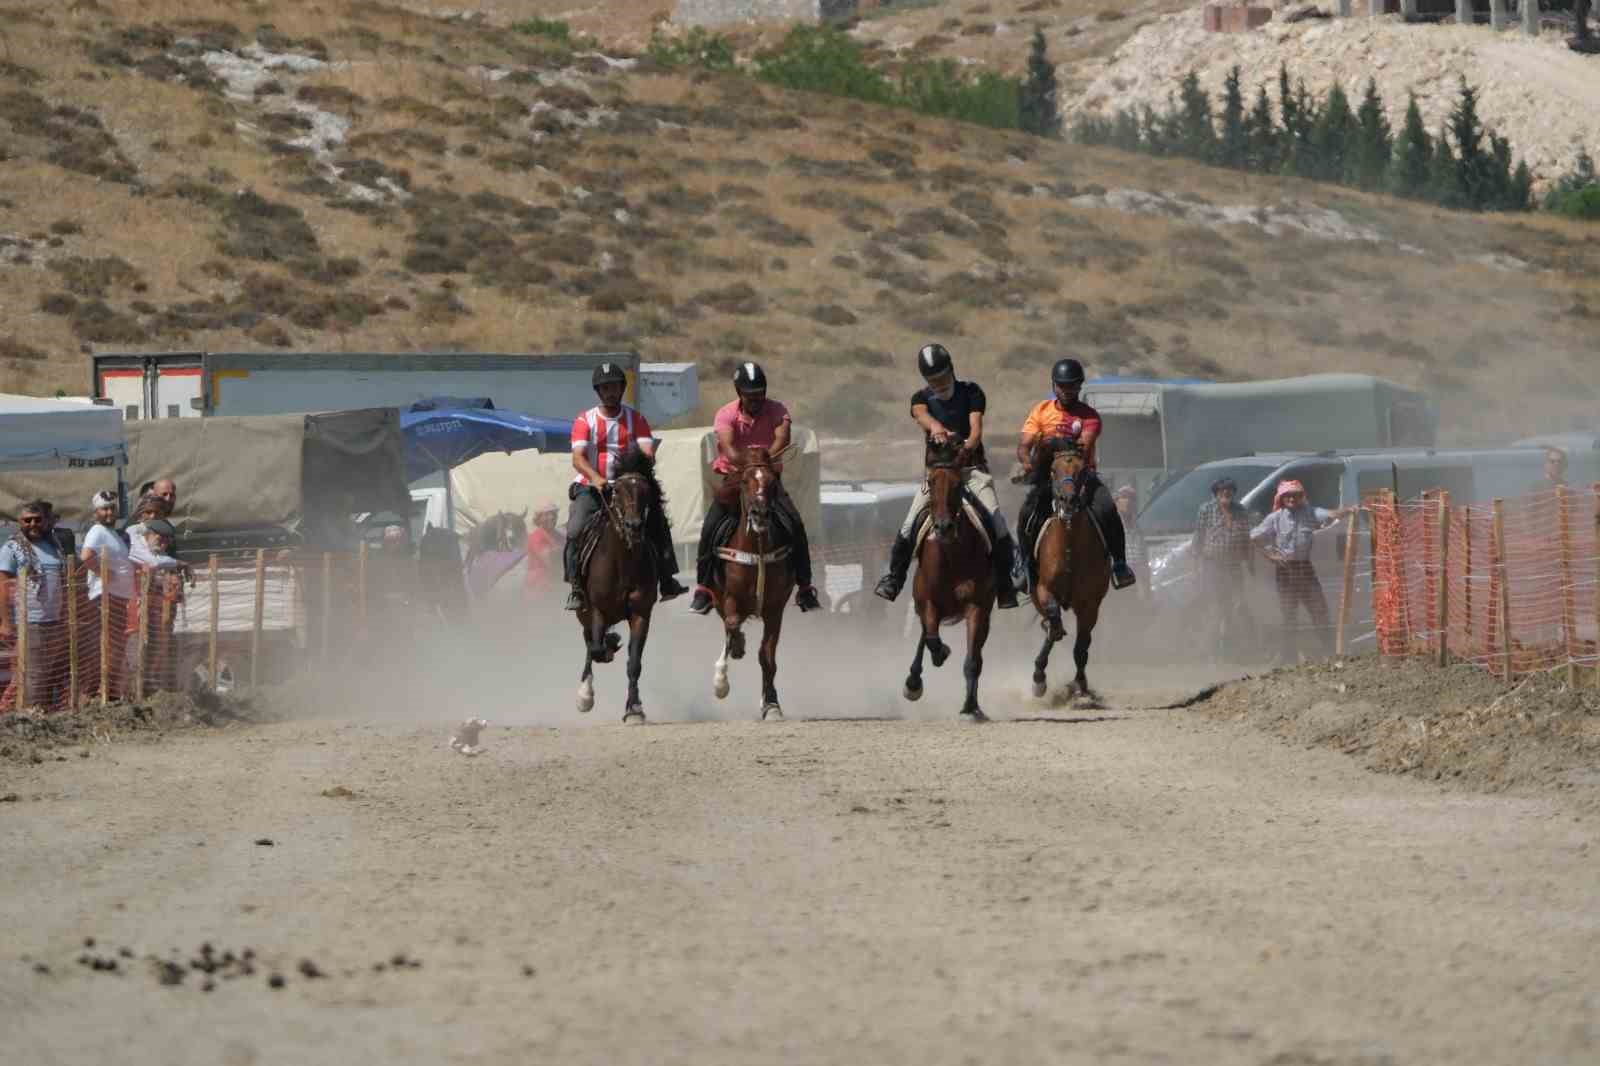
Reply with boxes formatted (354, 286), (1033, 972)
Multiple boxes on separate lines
(898, 467), (1008, 539)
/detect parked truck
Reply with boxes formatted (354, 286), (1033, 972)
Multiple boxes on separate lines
(1082, 373), (1438, 504)
(90, 350), (701, 427)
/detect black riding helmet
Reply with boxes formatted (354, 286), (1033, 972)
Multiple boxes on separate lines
(733, 361), (767, 394)
(1051, 358), (1085, 388)
(592, 361), (627, 389)
(917, 342), (953, 380)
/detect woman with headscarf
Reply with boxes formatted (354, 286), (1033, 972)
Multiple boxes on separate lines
(1249, 480), (1354, 661)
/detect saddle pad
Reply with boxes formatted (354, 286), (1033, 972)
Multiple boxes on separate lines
(1033, 516), (1061, 561)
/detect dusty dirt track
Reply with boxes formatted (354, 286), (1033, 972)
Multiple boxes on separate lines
(4, 647), (1598, 1065)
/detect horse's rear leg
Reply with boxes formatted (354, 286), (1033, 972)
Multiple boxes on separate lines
(757, 609), (785, 722)
(959, 607), (990, 723)
(577, 654), (595, 713)
(623, 610), (650, 725)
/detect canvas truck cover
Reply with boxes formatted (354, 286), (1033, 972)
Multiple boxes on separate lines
(1, 408), (409, 532)
(448, 425), (823, 557)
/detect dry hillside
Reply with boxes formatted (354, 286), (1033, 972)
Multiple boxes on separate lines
(0, 0), (1596, 454)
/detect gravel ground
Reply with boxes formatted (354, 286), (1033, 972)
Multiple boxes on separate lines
(3, 640), (1597, 1064)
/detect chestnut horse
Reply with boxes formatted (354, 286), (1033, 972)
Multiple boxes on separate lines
(710, 446), (795, 721)
(575, 457), (659, 724)
(903, 440), (994, 722)
(1029, 440), (1111, 699)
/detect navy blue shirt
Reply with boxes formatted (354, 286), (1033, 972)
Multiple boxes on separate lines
(911, 381), (987, 466)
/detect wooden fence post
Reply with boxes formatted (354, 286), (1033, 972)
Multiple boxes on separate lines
(1436, 492), (1451, 667)
(250, 549), (265, 690)
(159, 589), (173, 694)
(134, 570), (150, 700)
(1422, 490), (1438, 656)
(320, 552), (333, 662)
(207, 554), (220, 692)
(66, 556), (80, 710)
(1388, 491), (1414, 652)
(1461, 504), (1473, 653)
(1337, 508), (1361, 658)
(1492, 499), (1512, 684)
(15, 565), (28, 711)
(99, 551), (111, 706)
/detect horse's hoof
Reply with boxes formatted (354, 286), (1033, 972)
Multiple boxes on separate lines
(713, 674), (730, 700)
(761, 703), (784, 722)
(928, 642), (950, 668)
(903, 680), (923, 702)
(577, 681), (595, 713)
(1030, 679), (1047, 700)
(958, 708), (988, 724)
(623, 708), (646, 725)
(605, 632), (623, 653)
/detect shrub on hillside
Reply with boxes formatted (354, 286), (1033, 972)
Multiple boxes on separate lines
(647, 25), (737, 72)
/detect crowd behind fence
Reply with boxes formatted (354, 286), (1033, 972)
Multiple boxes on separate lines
(1370, 484), (1600, 685)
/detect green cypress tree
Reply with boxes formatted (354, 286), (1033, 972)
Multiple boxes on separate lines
(1245, 81), (1278, 173)
(1139, 104), (1166, 156)
(1509, 161), (1533, 212)
(1350, 78), (1393, 190)
(1486, 132), (1514, 210)
(1019, 28), (1061, 138)
(1428, 121), (1461, 208)
(1448, 79), (1491, 209)
(1388, 95), (1432, 199)
(1309, 81), (1355, 184)
(1277, 63), (1298, 144)
(1218, 66), (1248, 169)
(1176, 71), (1216, 162)
(1112, 109), (1142, 152)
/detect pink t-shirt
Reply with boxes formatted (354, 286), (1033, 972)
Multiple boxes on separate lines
(712, 399), (791, 475)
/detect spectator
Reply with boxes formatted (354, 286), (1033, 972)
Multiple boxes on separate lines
(1533, 447), (1568, 493)
(124, 492), (171, 540)
(1250, 479), (1354, 662)
(0, 500), (69, 710)
(41, 501), (76, 557)
(1190, 477), (1255, 661)
(524, 503), (563, 603)
(150, 479), (177, 511)
(129, 518), (184, 693)
(80, 490), (134, 701)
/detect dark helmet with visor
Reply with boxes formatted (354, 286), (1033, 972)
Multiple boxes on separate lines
(733, 361), (767, 394)
(917, 342), (954, 380)
(1051, 358), (1085, 388)
(591, 361), (627, 389)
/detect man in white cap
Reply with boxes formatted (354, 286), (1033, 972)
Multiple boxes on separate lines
(80, 490), (135, 700)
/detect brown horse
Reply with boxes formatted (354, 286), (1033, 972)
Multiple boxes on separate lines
(710, 446), (795, 721)
(1029, 441), (1111, 700)
(575, 458), (659, 724)
(904, 440), (994, 722)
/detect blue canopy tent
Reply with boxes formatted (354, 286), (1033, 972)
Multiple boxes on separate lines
(400, 397), (571, 531)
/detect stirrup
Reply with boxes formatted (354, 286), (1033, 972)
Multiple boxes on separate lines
(874, 573), (904, 602)
(1111, 562), (1137, 590)
(565, 588), (584, 611)
(796, 585), (821, 612)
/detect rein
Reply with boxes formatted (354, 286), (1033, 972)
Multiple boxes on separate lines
(602, 473), (650, 551)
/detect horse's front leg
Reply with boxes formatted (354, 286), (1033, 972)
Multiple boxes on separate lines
(757, 606), (785, 722)
(1072, 602), (1100, 699)
(904, 621), (928, 702)
(577, 653), (595, 713)
(585, 604), (613, 663)
(959, 605), (990, 723)
(921, 596), (950, 669)
(623, 607), (650, 724)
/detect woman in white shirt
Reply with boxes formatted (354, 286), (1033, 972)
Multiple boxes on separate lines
(79, 490), (134, 700)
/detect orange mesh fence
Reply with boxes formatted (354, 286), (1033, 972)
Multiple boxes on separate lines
(1372, 485), (1600, 684)
(2, 546), (429, 713)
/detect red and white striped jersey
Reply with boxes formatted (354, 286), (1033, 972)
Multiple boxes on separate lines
(570, 404), (654, 484)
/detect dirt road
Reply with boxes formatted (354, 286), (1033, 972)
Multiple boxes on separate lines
(4, 661), (1597, 1066)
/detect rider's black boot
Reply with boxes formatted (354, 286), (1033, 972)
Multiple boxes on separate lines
(565, 582), (584, 612)
(992, 536), (1020, 609)
(563, 539), (583, 611)
(874, 533), (915, 602)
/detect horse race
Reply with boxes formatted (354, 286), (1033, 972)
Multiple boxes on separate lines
(3, 2), (1599, 1063)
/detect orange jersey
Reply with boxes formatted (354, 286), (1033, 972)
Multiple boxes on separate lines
(1022, 398), (1102, 466)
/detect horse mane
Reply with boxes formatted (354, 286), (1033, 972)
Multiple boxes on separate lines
(925, 437), (962, 469)
(612, 446), (664, 502)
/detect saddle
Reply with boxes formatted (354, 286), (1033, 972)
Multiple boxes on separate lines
(706, 474), (796, 585)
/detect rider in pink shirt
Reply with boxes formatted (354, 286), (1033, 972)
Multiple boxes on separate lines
(688, 362), (820, 615)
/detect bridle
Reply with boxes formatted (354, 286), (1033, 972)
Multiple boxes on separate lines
(924, 456), (965, 542)
(1048, 442), (1087, 520)
(603, 473), (650, 551)
(740, 463), (773, 535)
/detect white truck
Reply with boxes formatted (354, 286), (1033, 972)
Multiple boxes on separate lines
(90, 350), (700, 427)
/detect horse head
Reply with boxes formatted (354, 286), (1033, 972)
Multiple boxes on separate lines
(608, 474), (651, 549)
(738, 447), (776, 535)
(925, 440), (964, 542)
(1049, 438), (1087, 518)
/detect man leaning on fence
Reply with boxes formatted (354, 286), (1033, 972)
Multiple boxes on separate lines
(129, 518), (185, 693)
(80, 490), (134, 701)
(1, 500), (69, 711)
(1250, 480), (1354, 663)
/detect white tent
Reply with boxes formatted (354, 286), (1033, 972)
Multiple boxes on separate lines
(0, 394), (126, 473)
(447, 425), (823, 562)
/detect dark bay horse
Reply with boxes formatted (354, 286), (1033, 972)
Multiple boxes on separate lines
(1030, 440), (1111, 700)
(710, 446), (795, 721)
(904, 440), (994, 722)
(575, 452), (659, 724)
